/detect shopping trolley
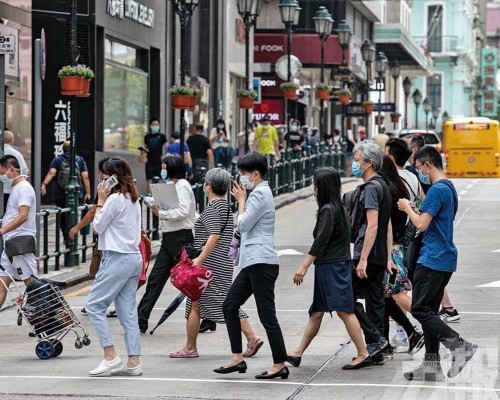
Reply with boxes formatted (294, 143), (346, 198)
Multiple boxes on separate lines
(0, 265), (91, 359)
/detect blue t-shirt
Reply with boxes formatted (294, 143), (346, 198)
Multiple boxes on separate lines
(418, 179), (458, 272)
(166, 142), (189, 155)
(49, 153), (88, 200)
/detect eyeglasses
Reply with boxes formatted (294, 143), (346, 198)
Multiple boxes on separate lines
(415, 162), (428, 171)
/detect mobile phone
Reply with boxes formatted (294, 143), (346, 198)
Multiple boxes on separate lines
(103, 174), (118, 192)
(388, 270), (398, 285)
(138, 146), (149, 153)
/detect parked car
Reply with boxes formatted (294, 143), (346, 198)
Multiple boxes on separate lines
(398, 130), (443, 153)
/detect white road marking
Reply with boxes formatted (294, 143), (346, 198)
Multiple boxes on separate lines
(0, 375), (496, 393)
(459, 190), (467, 196)
(476, 281), (500, 288)
(491, 249), (500, 253)
(466, 184), (473, 190)
(277, 249), (303, 256)
(454, 206), (470, 228)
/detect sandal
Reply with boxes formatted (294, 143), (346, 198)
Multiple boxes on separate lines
(106, 310), (117, 318)
(243, 336), (264, 358)
(169, 347), (199, 358)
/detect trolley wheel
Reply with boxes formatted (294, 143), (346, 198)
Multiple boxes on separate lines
(35, 340), (54, 360)
(50, 340), (63, 357)
(82, 336), (91, 346)
(74, 340), (83, 349)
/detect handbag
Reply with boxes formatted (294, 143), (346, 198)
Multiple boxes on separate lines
(170, 248), (213, 301)
(4, 235), (37, 262)
(228, 230), (241, 261)
(403, 225), (423, 280)
(138, 230), (152, 289)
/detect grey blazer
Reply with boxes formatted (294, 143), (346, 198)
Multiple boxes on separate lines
(236, 181), (279, 269)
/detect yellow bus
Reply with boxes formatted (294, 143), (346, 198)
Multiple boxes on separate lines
(443, 117), (500, 178)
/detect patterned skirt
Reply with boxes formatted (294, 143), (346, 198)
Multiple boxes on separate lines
(383, 243), (412, 298)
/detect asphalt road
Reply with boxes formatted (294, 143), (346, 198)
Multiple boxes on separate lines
(0, 178), (499, 400)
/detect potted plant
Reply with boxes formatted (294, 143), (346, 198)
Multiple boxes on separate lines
(237, 89), (258, 109)
(57, 65), (85, 95)
(390, 112), (401, 123)
(168, 85), (200, 110)
(76, 65), (94, 97)
(362, 100), (375, 114)
(315, 83), (332, 100)
(337, 88), (351, 105)
(280, 82), (300, 100)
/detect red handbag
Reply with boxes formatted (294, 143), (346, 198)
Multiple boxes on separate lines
(138, 230), (152, 289)
(170, 248), (213, 301)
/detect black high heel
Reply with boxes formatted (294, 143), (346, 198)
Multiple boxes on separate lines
(286, 355), (301, 367)
(199, 319), (216, 333)
(255, 366), (289, 380)
(213, 361), (247, 374)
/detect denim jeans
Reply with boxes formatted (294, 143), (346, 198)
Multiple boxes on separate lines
(86, 250), (142, 356)
(411, 264), (460, 361)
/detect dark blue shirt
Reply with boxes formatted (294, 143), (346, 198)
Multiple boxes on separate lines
(49, 152), (88, 200)
(166, 141), (190, 155)
(418, 179), (458, 272)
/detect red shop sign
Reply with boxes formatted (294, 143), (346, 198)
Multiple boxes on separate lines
(253, 99), (284, 125)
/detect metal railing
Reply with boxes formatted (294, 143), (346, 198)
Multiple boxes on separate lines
(29, 143), (344, 274)
(413, 35), (458, 53)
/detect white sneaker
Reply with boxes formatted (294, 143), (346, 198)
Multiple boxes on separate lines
(110, 364), (143, 376)
(89, 356), (122, 376)
(391, 335), (409, 353)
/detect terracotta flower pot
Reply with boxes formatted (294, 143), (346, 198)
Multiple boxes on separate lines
(283, 88), (298, 100)
(363, 105), (374, 114)
(77, 79), (91, 98)
(316, 89), (330, 100)
(239, 97), (255, 109)
(338, 94), (350, 105)
(60, 76), (83, 96)
(172, 95), (196, 110)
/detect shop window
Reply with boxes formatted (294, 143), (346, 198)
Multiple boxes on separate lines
(103, 38), (148, 152)
(427, 5), (443, 53)
(426, 74), (442, 109)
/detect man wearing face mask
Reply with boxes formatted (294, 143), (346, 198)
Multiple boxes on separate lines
(3, 130), (29, 212)
(144, 118), (167, 194)
(253, 115), (279, 164)
(350, 140), (393, 364)
(209, 119), (231, 168)
(397, 146), (476, 381)
(0, 155), (37, 309)
(284, 122), (306, 154)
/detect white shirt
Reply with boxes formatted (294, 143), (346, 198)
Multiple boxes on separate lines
(210, 127), (230, 149)
(398, 169), (420, 202)
(2, 180), (36, 240)
(4, 144), (29, 194)
(94, 193), (141, 253)
(158, 179), (196, 233)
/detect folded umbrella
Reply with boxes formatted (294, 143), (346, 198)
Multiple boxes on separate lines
(149, 292), (186, 335)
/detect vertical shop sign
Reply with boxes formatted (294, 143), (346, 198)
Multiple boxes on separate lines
(481, 49), (498, 117)
(53, 100), (71, 156)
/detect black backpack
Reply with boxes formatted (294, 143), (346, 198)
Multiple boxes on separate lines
(342, 179), (383, 243)
(57, 156), (81, 190)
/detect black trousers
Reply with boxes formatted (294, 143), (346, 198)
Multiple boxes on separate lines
(411, 264), (460, 361)
(137, 229), (193, 329)
(352, 261), (386, 344)
(384, 297), (416, 340)
(222, 264), (287, 364)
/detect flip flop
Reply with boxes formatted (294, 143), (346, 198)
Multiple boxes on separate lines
(169, 347), (199, 358)
(106, 310), (117, 318)
(243, 336), (264, 358)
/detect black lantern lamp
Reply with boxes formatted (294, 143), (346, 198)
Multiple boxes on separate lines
(412, 89), (422, 128)
(423, 97), (432, 131)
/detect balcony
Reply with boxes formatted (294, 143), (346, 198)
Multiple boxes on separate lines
(413, 35), (459, 54)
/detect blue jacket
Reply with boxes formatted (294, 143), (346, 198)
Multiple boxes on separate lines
(236, 181), (279, 269)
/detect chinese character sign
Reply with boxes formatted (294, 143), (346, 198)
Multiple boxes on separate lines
(481, 49), (498, 117)
(53, 100), (71, 157)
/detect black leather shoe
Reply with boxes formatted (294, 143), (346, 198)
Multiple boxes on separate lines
(286, 355), (301, 367)
(342, 357), (373, 370)
(255, 366), (289, 380)
(199, 319), (216, 333)
(138, 319), (148, 334)
(213, 361), (247, 374)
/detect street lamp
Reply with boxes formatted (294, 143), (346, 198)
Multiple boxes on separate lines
(474, 93), (482, 116)
(337, 20), (351, 151)
(423, 97), (432, 131)
(412, 88), (422, 128)
(431, 105), (440, 129)
(390, 60), (400, 129)
(170, 0), (200, 159)
(361, 40), (376, 138)
(279, 0), (299, 151)
(442, 110), (449, 122)
(402, 77), (412, 129)
(236, 0), (263, 153)
(313, 6), (333, 141)
(375, 51), (388, 134)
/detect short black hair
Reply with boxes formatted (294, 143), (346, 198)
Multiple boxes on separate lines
(237, 151), (268, 177)
(385, 138), (412, 167)
(195, 123), (204, 131)
(98, 157), (110, 174)
(410, 135), (425, 149)
(162, 154), (186, 179)
(150, 118), (160, 125)
(414, 145), (443, 170)
(171, 131), (180, 139)
(0, 154), (20, 170)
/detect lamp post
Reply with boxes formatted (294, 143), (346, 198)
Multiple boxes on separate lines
(361, 40), (376, 138)
(313, 7), (333, 141)
(431, 106), (440, 129)
(236, 0), (263, 153)
(442, 111), (449, 123)
(423, 97), (432, 131)
(474, 93), (482, 116)
(390, 60), (400, 129)
(374, 51), (388, 134)
(337, 20), (351, 146)
(412, 88), (422, 128)
(279, 0), (299, 150)
(170, 0), (200, 159)
(402, 77), (412, 129)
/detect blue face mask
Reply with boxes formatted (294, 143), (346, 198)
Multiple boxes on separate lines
(151, 125), (160, 134)
(160, 169), (168, 182)
(418, 169), (431, 185)
(0, 169), (13, 185)
(351, 161), (364, 178)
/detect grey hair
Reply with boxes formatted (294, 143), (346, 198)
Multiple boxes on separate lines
(353, 140), (383, 172)
(204, 167), (231, 195)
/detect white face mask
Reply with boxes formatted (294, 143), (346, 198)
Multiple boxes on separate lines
(239, 175), (254, 190)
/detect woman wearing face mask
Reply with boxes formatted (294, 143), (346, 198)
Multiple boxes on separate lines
(214, 152), (289, 380)
(144, 118), (167, 194)
(137, 154), (196, 334)
(209, 119), (231, 168)
(169, 168), (262, 359)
